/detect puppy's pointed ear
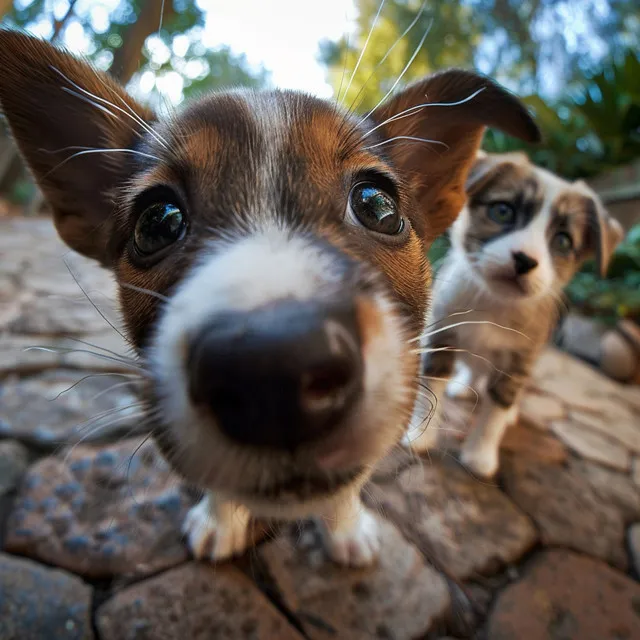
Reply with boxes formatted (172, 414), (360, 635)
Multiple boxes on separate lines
(369, 70), (541, 244)
(466, 151), (530, 194)
(0, 30), (155, 265)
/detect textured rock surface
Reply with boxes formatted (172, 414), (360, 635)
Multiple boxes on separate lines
(0, 370), (143, 447)
(500, 424), (568, 464)
(502, 456), (632, 569)
(4, 438), (191, 578)
(1, 216), (640, 638)
(261, 518), (450, 639)
(550, 419), (630, 470)
(519, 391), (566, 429)
(370, 457), (537, 580)
(97, 563), (305, 640)
(488, 550), (640, 640)
(0, 552), (93, 640)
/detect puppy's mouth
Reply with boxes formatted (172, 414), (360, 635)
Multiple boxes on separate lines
(487, 272), (532, 296)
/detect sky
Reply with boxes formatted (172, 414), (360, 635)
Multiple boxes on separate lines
(197, 0), (356, 98)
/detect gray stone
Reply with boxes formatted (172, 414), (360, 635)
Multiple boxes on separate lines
(4, 438), (190, 579)
(550, 419), (630, 471)
(487, 550), (640, 640)
(260, 518), (450, 639)
(0, 440), (29, 495)
(369, 457), (537, 580)
(502, 456), (630, 569)
(519, 391), (566, 430)
(0, 369), (143, 448)
(97, 562), (305, 640)
(569, 406), (640, 455)
(0, 552), (93, 640)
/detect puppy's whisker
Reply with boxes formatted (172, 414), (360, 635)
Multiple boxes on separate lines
(51, 65), (170, 151)
(120, 282), (170, 303)
(348, 0), (428, 114)
(89, 380), (142, 404)
(360, 17), (434, 123)
(63, 257), (131, 345)
(63, 412), (147, 463)
(70, 402), (146, 434)
(43, 148), (161, 179)
(361, 87), (486, 138)
(363, 135), (449, 151)
(414, 346), (511, 378)
(23, 346), (146, 373)
(63, 336), (138, 364)
(340, 0), (386, 106)
(48, 372), (137, 401)
(420, 309), (476, 333)
(411, 319), (531, 343)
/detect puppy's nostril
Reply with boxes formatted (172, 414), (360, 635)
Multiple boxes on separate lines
(300, 361), (354, 414)
(512, 251), (539, 275)
(187, 299), (363, 450)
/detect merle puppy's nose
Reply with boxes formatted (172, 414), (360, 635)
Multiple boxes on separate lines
(187, 299), (363, 450)
(512, 251), (538, 275)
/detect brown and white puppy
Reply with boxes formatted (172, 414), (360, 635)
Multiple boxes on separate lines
(405, 151), (624, 478)
(0, 31), (539, 565)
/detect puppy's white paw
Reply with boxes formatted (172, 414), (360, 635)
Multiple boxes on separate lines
(182, 495), (250, 562)
(460, 445), (499, 479)
(325, 508), (381, 567)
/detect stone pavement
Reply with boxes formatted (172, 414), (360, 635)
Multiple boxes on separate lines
(1, 215), (639, 640)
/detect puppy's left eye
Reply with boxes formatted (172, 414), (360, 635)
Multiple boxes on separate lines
(349, 183), (403, 235)
(487, 202), (516, 225)
(551, 231), (573, 254)
(134, 203), (186, 256)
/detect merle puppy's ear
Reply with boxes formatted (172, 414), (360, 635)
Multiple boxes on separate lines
(466, 151), (531, 195)
(0, 30), (155, 265)
(369, 70), (541, 244)
(574, 181), (625, 277)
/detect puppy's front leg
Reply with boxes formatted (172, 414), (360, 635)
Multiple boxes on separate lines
(183, 491), (251, 562)
(460, 350), (532, 478)
(322, 488), (381, 567)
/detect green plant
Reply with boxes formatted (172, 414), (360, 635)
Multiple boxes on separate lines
(566, 224), (640, 325)
(484, 49), (640, 181)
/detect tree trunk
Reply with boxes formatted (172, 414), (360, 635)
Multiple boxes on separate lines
(110, 0), (175, 84)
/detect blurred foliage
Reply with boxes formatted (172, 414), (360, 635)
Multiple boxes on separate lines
(484, 48), (640, 180)
(321, 0), (640, 112)
(565, 224), (640, 324)
(2, 0), (270, 108)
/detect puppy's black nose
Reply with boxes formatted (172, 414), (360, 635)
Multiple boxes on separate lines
(187, 299), (363, 450)
(512, 251), (538, 275)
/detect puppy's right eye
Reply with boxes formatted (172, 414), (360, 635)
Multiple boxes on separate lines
(134, 203), (186, 256)
(487, 202), (516, 225)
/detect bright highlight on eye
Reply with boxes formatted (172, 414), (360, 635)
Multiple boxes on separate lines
(349, 182), (403, 235)
(134, 203), (186, 255)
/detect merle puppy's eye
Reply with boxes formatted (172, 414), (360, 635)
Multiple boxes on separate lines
(349, 182), (403, 235)
(134, 202), (186, 256)
(487, 202), (516, 225)
(551, 231), (573, 254)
